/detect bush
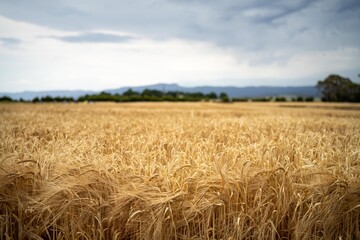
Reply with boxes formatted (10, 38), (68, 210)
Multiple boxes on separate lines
(32, 97), (40, 103)
(0, 96), (13, 102)
(275, 97), (287, 102)
(305, 96), (314, 102)
(296, 96), (304, 102)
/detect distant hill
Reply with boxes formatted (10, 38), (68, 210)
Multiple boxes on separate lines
(0, 84), (319, 100)
(106, 83), (319, 98)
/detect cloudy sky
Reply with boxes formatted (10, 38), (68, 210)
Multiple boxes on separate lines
(0, 0), (359, 92)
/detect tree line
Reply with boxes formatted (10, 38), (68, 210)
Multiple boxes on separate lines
(77, 89), (224, 102)
(0, 91), (314, 103)
(1, 74), (359, 103)
(0, 89), (228, 103)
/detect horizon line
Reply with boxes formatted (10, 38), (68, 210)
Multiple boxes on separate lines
(0, 83), (319, 94)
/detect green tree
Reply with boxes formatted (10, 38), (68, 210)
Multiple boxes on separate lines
(123, 88), (139, 97)
(41, 96), (54, 102)
(141, 89), (163, 98)
(219, 92), (230, 102)
(206, 92), (218, 99)
(305, 96), (314, 102)
(317, 74), (360, 102)
(0, 96), (13, 102)
(275, 96), (286, 102)
(296, 96), (304, 102)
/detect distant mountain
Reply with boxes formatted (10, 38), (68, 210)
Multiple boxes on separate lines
(0, 83), (319, 100)
(106, 83), (319, 98)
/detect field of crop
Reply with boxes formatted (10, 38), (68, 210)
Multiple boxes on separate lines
(1, 102), (359, 239)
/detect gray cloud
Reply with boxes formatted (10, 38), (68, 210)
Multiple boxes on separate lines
(0, 37), (22, 48)
(232, 0), (315, 24)
(49, 32), (136, 43)
(336, 0), (360, 13)
(0, 0), (359, 63)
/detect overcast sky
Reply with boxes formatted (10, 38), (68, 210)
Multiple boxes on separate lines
(0, 0), (359, 92)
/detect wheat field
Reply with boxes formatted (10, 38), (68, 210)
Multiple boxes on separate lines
(0, 102), (359, 239)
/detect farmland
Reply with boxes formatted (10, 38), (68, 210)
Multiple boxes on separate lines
(1, 102), (360, 239)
